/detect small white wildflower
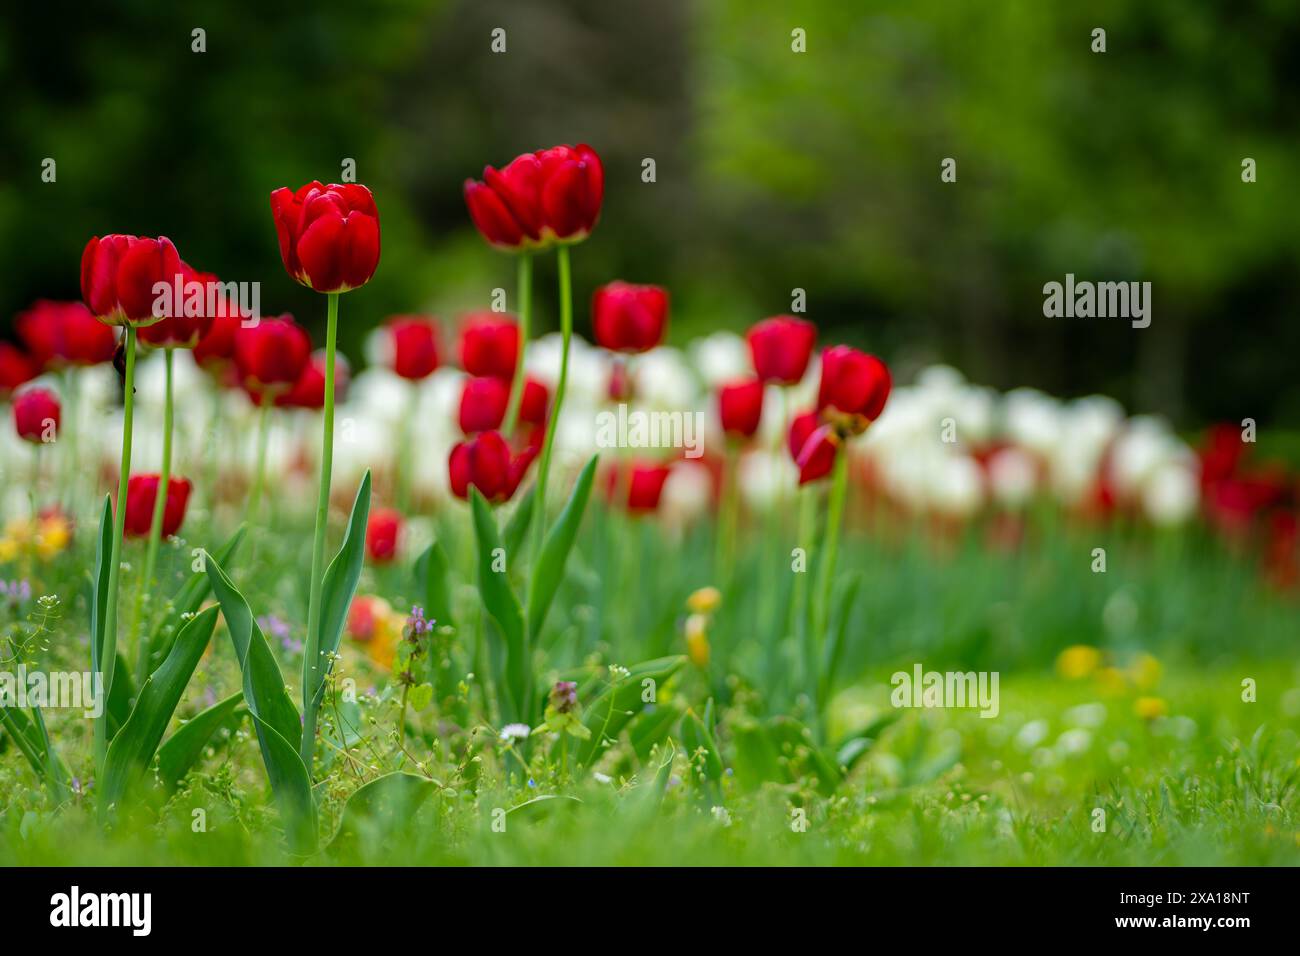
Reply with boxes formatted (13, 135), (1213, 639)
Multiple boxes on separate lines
(500, 723), (531, 743)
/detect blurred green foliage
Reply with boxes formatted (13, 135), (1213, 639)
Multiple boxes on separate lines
(2, 0), (1298, 425)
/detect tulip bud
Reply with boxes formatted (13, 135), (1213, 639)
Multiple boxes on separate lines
(138, 264), (225, 350)
(13, 387), (60, 443)
(448, 430), (536, 503)
(464, 144), (603, 251)
(384, 315), (441, 381)
(458, 313), (520, 380)
(605, 460), (673, 511)
(788, 410), (840, 485)
(717, 378), (765, 439)
(123, 474), (192, 538)
(278, 349), (349, 409)
(269, 182), (381, 293)
(747, 316), (816, 385)
(16, 300), (117, 369)
(234, 315), (312, 401)
(81, 234), (184, 326)
(459, 375), (548, 435)
(816, 346), (891, 430)
(592, 281), (669, 354)
(365, 508), (403, 563)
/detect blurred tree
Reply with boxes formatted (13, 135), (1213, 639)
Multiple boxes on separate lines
(2, 0), (1298, 427)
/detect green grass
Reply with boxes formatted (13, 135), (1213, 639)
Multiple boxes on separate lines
(2, 494), (1298, 866)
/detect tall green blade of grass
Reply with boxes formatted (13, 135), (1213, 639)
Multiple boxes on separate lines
(527, 455), (597, 642)
(302, 471), (370, 774)
(204, 551), (316, 852)
(470, 488), (527, 723)
(98, 606), (220, 819)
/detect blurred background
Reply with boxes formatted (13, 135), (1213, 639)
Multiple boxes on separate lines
(3, 0), (1299, 432)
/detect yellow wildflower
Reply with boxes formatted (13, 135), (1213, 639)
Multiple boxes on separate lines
(1056, 645), (1101, 680)
(1134, 696), (1168, 720)
(34, 513), (72, 560)
(684, 612), (710, 668)
(686, 586), (722, 615)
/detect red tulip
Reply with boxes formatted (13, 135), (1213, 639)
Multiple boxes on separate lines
(193, 312), (241, 372)
(788, 410), (839, 485)
(448, 430), (536, 503)
(13, 387), (60, 443)
(459, 375), (548, 434)
(458, 313), (519, 379)
(365, 508), (403, 563)
(816, 346), (891, 430)
(15, 300), (117, 368)
(748, 316), (816, 385)
(270, 182), (380, 293)
(592, 281), (669, 354)
(464, 144), (603, 251)
(123, 474), (192, 538)
(718, 379), (765, 439)
(80, 234), (183, 326)
(385, 315), (441, 380)
(605, 461), (673, 512)
(234, 315), (312, 400)
(279, 349), (349, 409)
(347, 594), (384, 642)
(0, 343), (38, 398)
(138, 265), (224, 350)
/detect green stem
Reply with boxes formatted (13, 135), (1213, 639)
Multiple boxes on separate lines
(248, 400), (272, 523)
(531, 246), (572, 562)
(300, 292), (339, 774)
(502, 252), (533, 436)
(811, 449), (849, 673)
(95, 324), (137, 772)
(204, 383), (222, 520)
(397, 383), (415, 513)
(61, 368), (80, 513)
(131, 348), (175, 684)
(715, 442), (740, 583)
(789, 483), (815, 704)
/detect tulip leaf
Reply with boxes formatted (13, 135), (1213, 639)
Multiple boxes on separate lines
(28, 706), (72, 803)
(730, 715), (841, 795)
(413, 538), (453, 629)
(503, 486), (535, 559)
(0, 707), (45, 777)
(527, 455), (597, 641)
(204, 550), (316, 851)
(470, 488), (527, 722)
(306, 471), (371, 724)
(98, 606), (219, 818)
(505, 793), (581, 823)
(817, 571), (861, 708)
(157, 691), (245, 791)
(327, 771), (437, 853)
(105, 653), (135, 737)
(88, 494), (112, 679)
(682, 705), (725, 784)
(629, 700), (683, 762)
(0, 706), (70, 802)
(576, 655), (685, 767)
